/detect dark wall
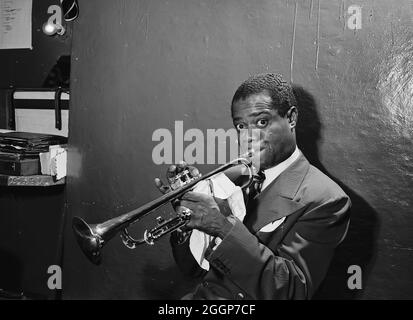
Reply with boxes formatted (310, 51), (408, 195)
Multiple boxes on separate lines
(0, 186), (66, 299)
(63, 0), (413, 299)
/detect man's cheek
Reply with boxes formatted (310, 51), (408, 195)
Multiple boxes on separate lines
(251, 140), (262, 152)
(237, 131), (249, 151)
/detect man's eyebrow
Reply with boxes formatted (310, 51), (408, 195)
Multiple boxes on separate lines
(234, 111), (272, 121)
(249, 110), (272, 117)
(233, 110), (273, 122)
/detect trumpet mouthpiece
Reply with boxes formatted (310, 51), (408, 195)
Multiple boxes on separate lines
(241, 149), (254, 158)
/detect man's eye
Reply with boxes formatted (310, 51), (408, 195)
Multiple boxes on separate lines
(235, 123), (246, 131)
(257, 119), (268, 128)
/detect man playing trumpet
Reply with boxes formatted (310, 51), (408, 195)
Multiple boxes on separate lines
(155, 73), (351, 300)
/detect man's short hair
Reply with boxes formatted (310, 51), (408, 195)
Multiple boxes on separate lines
(231, 73), (297, 117)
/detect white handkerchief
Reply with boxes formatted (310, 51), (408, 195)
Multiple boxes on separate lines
(258, 217), (286, 232)
(189, 173), (246, 271)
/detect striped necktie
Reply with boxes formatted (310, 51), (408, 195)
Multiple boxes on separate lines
(246, 170), (266, 201)
(244, 170), (266, 231)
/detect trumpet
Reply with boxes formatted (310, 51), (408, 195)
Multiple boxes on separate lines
(72, 154), (255, 265)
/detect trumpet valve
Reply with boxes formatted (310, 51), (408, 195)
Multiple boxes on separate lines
(169, 169), (197, 190)
(156, 216), (165, 225)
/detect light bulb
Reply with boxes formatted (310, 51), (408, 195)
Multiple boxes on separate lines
(42, 22), (57, 35)
(42, 22), (65, 36)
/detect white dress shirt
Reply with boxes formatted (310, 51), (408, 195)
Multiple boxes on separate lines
(261, 146), (301, 192)
(257, 146), (301, 232)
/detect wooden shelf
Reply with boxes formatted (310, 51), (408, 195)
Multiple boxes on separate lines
(0, 174), (65, 187)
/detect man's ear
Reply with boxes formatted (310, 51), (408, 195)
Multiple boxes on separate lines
(286, 106), (298, 130)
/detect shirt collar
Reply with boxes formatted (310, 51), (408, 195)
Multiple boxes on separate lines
(261, 146), (301, 192)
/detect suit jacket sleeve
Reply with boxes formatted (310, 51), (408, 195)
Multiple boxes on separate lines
(204, 195), (351, 299)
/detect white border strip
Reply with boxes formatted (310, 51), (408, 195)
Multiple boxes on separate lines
(13, 91), (70, 100)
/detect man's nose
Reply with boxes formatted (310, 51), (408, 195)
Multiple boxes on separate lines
(247, 129), (261, 142)
(247, 137), (261, 146)
(239, 128), (261, 144)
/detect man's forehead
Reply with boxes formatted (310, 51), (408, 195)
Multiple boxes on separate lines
(231, 93), (274, 118)
(234, 92), (272, 106)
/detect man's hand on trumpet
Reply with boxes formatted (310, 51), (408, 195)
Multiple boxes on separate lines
(154, 161), (234, 240)
(154, 160), (201, 195)
(177, 192), (234, 238)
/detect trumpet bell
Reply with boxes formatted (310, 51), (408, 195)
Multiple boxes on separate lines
(72, 216), (103, 265)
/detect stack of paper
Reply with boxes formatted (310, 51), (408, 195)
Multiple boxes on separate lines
(0, 131), (67, 176)
(0, 131), (67, 157)
(40, 145), (67, 180)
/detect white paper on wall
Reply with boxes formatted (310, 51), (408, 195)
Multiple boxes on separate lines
(0, 0), (32, 49)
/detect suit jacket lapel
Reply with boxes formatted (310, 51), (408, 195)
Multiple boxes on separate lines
(244, 153), (310, 234)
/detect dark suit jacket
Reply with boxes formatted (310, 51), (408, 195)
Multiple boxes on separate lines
(170, 153), (351, 300)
